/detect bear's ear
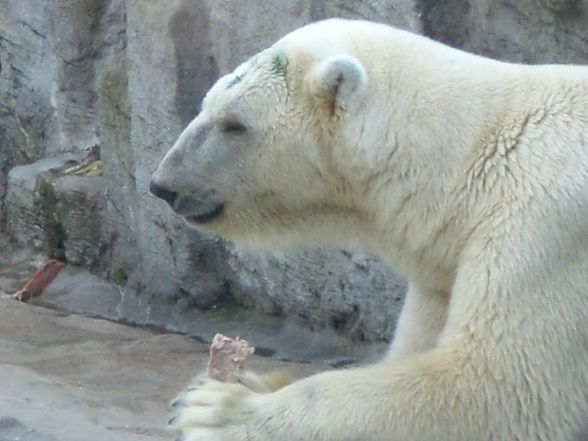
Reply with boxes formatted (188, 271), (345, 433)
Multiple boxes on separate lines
(307, 54), (367, 114)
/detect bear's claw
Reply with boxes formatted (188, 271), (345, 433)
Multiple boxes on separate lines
(167, 377), (263, 441)
(172, 398), (185, 408)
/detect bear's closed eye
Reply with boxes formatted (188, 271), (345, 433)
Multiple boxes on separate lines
(222, 120), (248, 134)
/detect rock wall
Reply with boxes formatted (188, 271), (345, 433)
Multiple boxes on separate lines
(1, 0), (587, 346)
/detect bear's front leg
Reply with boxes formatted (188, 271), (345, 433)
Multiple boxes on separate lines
(385, 282), (449, 361)
(169, 349), (479, 441)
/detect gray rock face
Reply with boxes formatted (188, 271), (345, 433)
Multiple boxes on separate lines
(7, 156), (76, 251)
(1, 0), (587, 347)
(0, 1), (126, 220)
(419, 0), (588, 63)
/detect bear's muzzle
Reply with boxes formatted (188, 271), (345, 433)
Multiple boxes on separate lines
(149, 180), (225, 224)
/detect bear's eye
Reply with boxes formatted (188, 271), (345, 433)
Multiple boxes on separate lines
(221, 120), (248, 135)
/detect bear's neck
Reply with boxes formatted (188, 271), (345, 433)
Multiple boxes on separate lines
(337, 53), (526, 287)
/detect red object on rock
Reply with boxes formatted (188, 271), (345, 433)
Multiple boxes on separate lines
(10, 259), (65, 302)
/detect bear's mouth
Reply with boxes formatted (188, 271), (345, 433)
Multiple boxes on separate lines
(185, 203), (225, 224)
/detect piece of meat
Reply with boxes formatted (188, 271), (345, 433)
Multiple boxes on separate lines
(9, 259), (65, 302)
(207, 333), (255, 382)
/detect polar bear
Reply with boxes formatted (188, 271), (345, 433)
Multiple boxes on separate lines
(150, 19), (588, 441)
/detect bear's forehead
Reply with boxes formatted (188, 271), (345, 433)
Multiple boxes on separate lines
(203, 50), (287, 108)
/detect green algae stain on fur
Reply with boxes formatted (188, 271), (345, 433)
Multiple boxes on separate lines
(271, 52), (288, 77)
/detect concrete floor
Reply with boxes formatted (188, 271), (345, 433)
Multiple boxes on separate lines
(0, 297), (323, 441)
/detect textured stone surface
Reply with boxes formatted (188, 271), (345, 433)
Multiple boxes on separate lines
(0, 0), (126, 222)
(2, 0), (587, 347)
(0, 214), (385, 365)
(6, 155), (78, 251)
(418, 0), (588, 63)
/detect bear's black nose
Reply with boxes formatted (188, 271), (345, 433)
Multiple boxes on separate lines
(149, 180), (178, 206)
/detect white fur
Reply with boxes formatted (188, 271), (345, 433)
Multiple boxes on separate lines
(157, 18), (588, 441)
(308, 54), (368, 110)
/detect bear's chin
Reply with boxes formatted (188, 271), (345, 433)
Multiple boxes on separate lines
(183, 203), (225, 225)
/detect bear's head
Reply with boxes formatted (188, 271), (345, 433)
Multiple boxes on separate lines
(151, 20), (372, 249)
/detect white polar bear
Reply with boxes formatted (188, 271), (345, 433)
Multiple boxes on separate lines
(150, 18), (588, 441)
